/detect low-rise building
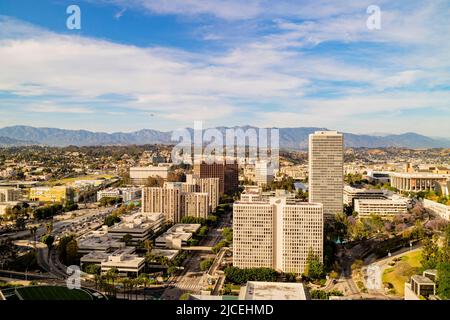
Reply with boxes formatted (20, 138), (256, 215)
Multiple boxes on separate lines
(0, 201), (21, 215)
(101, 252), (145, 277)
(29, 186), (74, 203)
(80, 247), (135, 267)
(423, 199), (450, 221)
(0, 187), (22, 202)
(155, 224), (201, 249)
(108, 212), (165, 244)
(390, 172), (449, 193)
(343, 186), (386, 206)
(97, 187), (142, 202)
(404, 274), (436, 300)
(354, 198), (409, 217)
(130, 166), (169, 185)
(77, 228), (126, 254)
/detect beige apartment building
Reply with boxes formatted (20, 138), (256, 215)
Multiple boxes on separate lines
(308, 131), (344, 217)
(187, 175), (220, 212)
(233, 197), (323, 275)
(142, 185), (210, 223)
(142, 187), (182, 223)
(183, 192), (209, 219)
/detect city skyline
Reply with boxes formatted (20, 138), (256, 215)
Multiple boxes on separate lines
(1, 1), (449, 136)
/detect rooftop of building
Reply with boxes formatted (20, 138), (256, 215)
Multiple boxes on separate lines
(389, 172), (449, 178)
(166, 224), (201, 234)
(240, 282), (308, 300)
(411, 275), (435, 284)
(108, 212), (164, 232)
(150, 249), (180, 261)
(81, 247), (135, 263)
(344, 185), (386, 193)
(101, 253), (145, 268)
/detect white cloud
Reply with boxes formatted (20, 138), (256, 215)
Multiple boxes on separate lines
(0, 0), (449, 135)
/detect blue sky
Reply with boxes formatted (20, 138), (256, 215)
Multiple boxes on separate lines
(0, 0), (449, 137)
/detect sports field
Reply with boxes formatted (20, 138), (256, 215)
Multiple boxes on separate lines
(46, 174), (115, 186)
(15, 286), (93, 300)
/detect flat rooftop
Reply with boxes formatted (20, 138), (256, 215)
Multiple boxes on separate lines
(389, 172), (449, 179)
(411, 275), (435, 284)
(240, 282), (308, 300)
(167, 224), (201, 234)
(150, 249), (179, 261)
(81, 247), (135, 263)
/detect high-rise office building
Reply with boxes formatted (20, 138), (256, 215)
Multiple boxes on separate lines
(233, 197), (323, 275)
(193, 161), (239, 195)
(255, 160), (274, 186)
(308, 131), (344, 217)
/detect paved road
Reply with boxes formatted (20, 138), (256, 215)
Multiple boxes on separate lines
(161, 211), (232, 300)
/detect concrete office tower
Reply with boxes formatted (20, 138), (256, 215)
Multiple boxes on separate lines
(183, 192), (209, 219)
(193, 162), (238, 195)
(255, 160), (274, 186)
(233, 197), (323, 275)
(142, 187), (182, 223)
(308, 131), (344, 217)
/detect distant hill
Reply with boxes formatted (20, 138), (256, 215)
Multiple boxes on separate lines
(0, 135), (38, 147)
(0, 125), (449, 149)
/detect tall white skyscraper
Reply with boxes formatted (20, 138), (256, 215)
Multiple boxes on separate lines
(308, 131), (344, 217)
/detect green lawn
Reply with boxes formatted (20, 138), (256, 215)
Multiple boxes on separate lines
(15, 286), (93, 300)
(382, 250), (422, 296)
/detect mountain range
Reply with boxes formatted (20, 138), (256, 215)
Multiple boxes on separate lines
(0, 125), (449, 149)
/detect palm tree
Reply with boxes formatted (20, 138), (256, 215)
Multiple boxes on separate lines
(138, 273), (149, 300)
(106, 268), (119, 297)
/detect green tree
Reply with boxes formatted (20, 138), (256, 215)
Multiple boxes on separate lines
(122, 234), (133, 246)
(104, 214), (121, 227)
(421, 237), (440, 270)
(58, 234), (75, 264)
(437, 263), (450, 299)
(304, 250), (325, 280)
(200, 258), (214, 271)
(65, 239), (78, 265)
(41, 234), (55, 252)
